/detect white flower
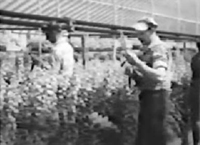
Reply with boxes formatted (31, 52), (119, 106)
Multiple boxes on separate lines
(88, 112), (99, 121)
(88, 112), (118, 129)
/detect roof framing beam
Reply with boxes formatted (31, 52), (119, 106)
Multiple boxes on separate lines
(0, 9), (199, 42)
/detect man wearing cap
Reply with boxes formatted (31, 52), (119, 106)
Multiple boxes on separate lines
(42, 22), (74, 77)
(188, 41), (200, 145)
(124, 17), (173, 145)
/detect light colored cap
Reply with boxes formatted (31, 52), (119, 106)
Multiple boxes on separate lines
(132, 17), (158, 31)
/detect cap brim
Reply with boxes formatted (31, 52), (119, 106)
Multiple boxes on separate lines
(132, 22), (149, 31)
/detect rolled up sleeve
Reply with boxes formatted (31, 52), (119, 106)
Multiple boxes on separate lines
(152, 45), (168, 70)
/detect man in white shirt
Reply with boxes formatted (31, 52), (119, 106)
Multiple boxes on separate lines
(42, 21), (74, 77)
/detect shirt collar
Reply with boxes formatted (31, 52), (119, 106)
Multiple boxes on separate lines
(148, 35), (163, 49)
(55, 37), (67, 45)
(140, 36), (163, 54)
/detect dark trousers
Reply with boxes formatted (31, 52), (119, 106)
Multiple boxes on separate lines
(135, 89), (171, 145)
(188, 79), (200, 145)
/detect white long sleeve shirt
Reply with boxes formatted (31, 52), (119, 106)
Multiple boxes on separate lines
(53, 37), (74, 77)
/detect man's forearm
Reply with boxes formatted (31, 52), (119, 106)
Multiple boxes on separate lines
(135, 59), (166, 82)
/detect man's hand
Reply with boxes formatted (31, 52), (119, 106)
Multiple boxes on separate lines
(124, 50), (140, 65)
(125, 66), (143, 78)
(124, 65), (143, 87)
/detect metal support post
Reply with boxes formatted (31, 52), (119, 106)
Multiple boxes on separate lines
(81, 34), (88, 68)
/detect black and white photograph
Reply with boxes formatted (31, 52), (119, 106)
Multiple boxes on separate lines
(0, 0), (200, 145)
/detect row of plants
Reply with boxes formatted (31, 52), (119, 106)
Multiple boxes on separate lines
(0, 50), (191, 145)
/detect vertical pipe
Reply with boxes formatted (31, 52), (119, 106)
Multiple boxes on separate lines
(112, 35), (117, 61)
(26, 31), (31, 40)
(183, 41), (187, 58)
(183, 41), (186, 48)
(38, 28), (42, 68)
(81, 34), (86, 68)
(25, 31), (31, 69)
(15, 52), (19, 80)
(119, 31), (127, 51)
